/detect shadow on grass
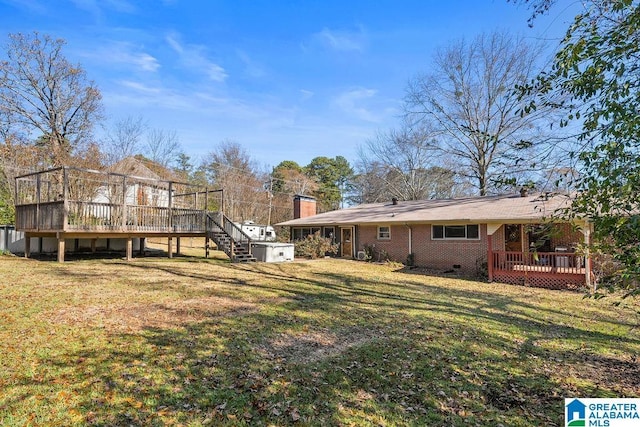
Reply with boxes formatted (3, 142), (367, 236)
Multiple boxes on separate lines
(18, 259), (640, 425)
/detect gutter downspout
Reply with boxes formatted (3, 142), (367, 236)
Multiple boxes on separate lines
(405, 223), (412, 257)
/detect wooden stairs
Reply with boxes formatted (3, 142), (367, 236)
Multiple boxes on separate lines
(206, 213), (256, 263)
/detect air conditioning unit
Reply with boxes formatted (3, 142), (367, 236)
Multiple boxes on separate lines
(357, 251), (366, 261)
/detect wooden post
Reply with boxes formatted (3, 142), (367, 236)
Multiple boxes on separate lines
(121, 176), (127, 230)
(36, 174), (41, 231)
(204, 188), (209, 258)
(126, 237), (133, 261)
(139, 238), (145, 256)
(24, 232), (31, 258)
(168, 182), (173, 259)
(168, 182), (173, 231)
(62, 168), (69, 231)
(91, 239), (97, 253)
(176, 237), (181, 255)
(57, 233), (65, 263)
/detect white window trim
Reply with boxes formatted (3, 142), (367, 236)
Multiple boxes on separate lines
(431, 224), (480, 240)
(377, 225), (391, 240)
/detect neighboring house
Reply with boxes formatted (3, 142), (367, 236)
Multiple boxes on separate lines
(278, 193), (592, 289)
(101, 156), (172, 208)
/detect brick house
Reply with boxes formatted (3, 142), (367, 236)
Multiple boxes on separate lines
(278, 193), (592, 289)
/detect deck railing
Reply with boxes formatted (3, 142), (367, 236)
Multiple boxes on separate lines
(15, 166), (216, 234)
(492, 251), (584, 275)
(16, 201), (65, 231)
(16, 201), (208, 233)
(170, 208), (206, 233)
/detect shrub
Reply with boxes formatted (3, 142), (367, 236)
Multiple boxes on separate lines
(294, 232), (338, 259)
(406, 252), (415, 267)
(362, 243), (390, 263)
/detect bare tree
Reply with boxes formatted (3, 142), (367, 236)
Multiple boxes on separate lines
(145, 128), (181, 168)
(104, 115), (147, 165)
(0, 32), (102, 166)
(356, 123), (467, 202)
(199, 140), (268, 223)
(405, 31), (555, 195)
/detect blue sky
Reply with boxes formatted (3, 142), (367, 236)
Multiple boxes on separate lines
(0, 0), (579, 170)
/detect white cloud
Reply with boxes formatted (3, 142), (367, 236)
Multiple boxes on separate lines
(133, 52), (160, 72)
(165, 33), (183, 54)
(299, 89), (314, 100)
(236, 50), (266, 79)
(118, 80), (162, 95)
(81, 41), (159, 73)
(334, 88), (380, 122)
(313, 27), (366, 52)
(165, 32), (228, 82)
(206, 63), (227, 82)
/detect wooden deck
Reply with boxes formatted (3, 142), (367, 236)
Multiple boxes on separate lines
(16, 201), (208, 235)
(490, 251), (588, 289)
(14, 166), (255, 262)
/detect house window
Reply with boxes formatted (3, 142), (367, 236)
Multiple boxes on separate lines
(432, 224), (480, 240)
(324, 227), (335, 242)
(377, 226), (391, 240)
(292, 227), (321, 241)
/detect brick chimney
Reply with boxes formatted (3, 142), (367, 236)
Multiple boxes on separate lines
(293, 195), (317, 219)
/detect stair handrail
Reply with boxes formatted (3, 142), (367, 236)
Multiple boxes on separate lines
(206, 211), (253, 255)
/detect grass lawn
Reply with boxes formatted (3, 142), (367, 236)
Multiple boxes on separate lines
(0, 251), (639, 426)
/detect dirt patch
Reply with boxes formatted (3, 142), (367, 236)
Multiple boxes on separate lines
(565, 353), (640, 395)
(258, 327), (384, 364)
(47, 296), (257, 333)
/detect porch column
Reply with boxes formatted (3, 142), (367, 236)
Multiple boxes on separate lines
(176, 237), (181, 255)
(487, 234), (493, 282)
(486, 224), (501, 283)
(91, 239), (97, 253)
(168, 237), (173, 258)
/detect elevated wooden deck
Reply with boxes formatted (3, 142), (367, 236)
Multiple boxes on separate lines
(14, 166), (255, 262)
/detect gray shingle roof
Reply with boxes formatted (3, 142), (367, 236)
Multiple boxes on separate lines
(277, 193), (574, 226)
